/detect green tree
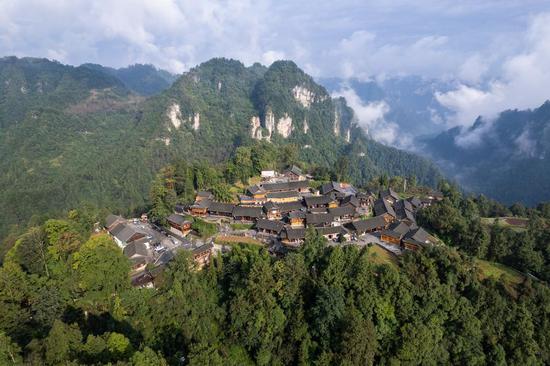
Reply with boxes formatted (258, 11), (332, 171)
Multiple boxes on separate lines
(44, 320), (82, 365)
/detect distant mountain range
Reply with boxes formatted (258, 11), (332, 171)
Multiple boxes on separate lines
(420, 101), (550, 205)
(0, 56), (441, 240)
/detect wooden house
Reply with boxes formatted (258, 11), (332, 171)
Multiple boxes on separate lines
(105, 214), (125, 231)
(373, 198), (396, 224)
(256, 219), (285, 235)
(281, 226), (306, 247)
(346, 215), (387, 235)
(316, 226), (346, 241)
(207, 202), (235, 217)
(232, 206), (265, 222)
(328, 204), (357, 222)
(287, 210), (306, 227)
(190, 199), (211, 216)
(263, 201), (281, 220)
(379, 188), (400, 204)
(282, 165), (306, 181)
(192, 243), (213, 268)
(402, 227), (434, 251)
(306, 213), (334, 227)
(266, 190), (301, 203)
(167, 214), (192, 234)
(380, 222), (410, 246)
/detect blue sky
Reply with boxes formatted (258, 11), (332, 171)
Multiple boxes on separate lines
(2, 0), (550, 131)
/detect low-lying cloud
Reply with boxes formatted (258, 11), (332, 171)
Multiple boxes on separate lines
(435, 12), (550, 144)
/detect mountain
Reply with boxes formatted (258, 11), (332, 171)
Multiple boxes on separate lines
(81, 63), (178, 96)
(318, 76), (453, 142)
(420, 101), (550, 205)
(0, 56), (442, 240)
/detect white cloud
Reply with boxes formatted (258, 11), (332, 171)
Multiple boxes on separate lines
(334, 87), (412, 148)
(436, 12), (550, 131)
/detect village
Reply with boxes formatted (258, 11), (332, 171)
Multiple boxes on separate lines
(104, 165), (444, 288)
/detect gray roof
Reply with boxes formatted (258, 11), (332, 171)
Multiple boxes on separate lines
(340, 195), (360, 207)
(284, 165), (303, 176)
(316, 226), (345, 236)
(167, 214), (190, 226)
(263, 201), (279, 211)
(395, 199), (413, 212)
(405, 227), (431, 243)
(109, 222), (126, 236)
(320, 182), (357, 196)
(328, 204), (357, 217)
(191, 199), (211, 209)
(306, 213), (334, 225)
(106, 214), (124, 228)
(374, 198), (396, 217)
(256, 219), (285, 233)
(113, 224), (147, 244)
(304, 195), (333, 207)
(192, 243), (213, 255)
(208, 201), (235, 214)
(266, 191), (300, 199)
(260, 180), (309, 192)
(347, 215), (387, 234)
(278, 201), (305, 212)
(381, 229), (404, 240)
(247, 185), (265, 195)
(396, 206), (416, 222)
(408, 196), (422, 208)
(283, 227), (307, 240)
(123, 240), (149, 258)
(197, 191), (214, 198)
(287, 210), (306, 219)
(380, 188), (400, 201)
(233, 206), (265, 219)
(388, 221), (411, 236)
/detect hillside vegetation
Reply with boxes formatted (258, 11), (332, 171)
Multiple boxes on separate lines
(0, 56), (442, 241)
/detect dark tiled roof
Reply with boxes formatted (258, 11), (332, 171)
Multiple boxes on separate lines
(123, 240), (149, 258)
(247, 185), (265, 195)
(256, 219), (285, 233)
(106, 214), (124, 228)
(396, 207), (416, 222)
(278, 201), (305, 212)
(380, 188), (400, 201)
(261, 180), (309, 192)
(304, 195), (333, 207)
(263, 201), (279, 211)
(374, 198), (396, 217)
(347, 215), (387, 233)
(328, 205), (356, 217)
(381, 229), (404, 240)
(320, 182), (357, 196)
(405, 227), (431, 243)
(306, 213), (334, 225)
(191, 199), (211, 209)
(192, 243), (213, 255)
(208, 202), (235, 214)
(284, 165), (303, 176)
(340, 195), (359, 207)
(287, 210), (306, 219)
(283, 227), (307, 240)
(309, 207), (328, 214)
(316, 226), (345, 236)
(408, 196), (422, 208)
(388, 221), (411, 236)
(197, 191), (213, 198)
(395, 199), (413, 212)
(175, 204), (186, 213)
(233, 206), (265, 219)
(266, 191), (300, 199)
(114, 225), (147, 244)
(167, 214), (190, 226)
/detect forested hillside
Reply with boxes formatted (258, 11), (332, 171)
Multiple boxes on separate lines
(420, 101), (550, 205)
(1, 215), (549, 365)
(0, 56), (442, 242)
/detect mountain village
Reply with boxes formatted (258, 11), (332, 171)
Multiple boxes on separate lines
(104, 165), (444, 288)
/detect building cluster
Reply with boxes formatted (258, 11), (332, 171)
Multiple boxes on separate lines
(104, 213), (213, 287)
(175, 165), (442, 252)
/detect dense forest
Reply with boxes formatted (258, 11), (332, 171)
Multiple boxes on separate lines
(0, 56), (441, 242)
(1, 209), (549, 365)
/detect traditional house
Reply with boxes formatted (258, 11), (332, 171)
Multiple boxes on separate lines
(238, 195), (258, 206)
(374, 198), (396, 224)
(278, 201), (306, 213)
(232, 206), (265, 221)
(109, 224), (147, 247)
(408, 196), (423, 210)
(167, 214), (192, 235)
(192, 243), (213, 268)
(256, 219), (285, 235)
(247, 185), (267, 203)
(401, 227), (434, 251)
(195, 191), (214, 202)
(175, 204), (186, 214)
(346, 215), (387, 235)
(340, 195), (359, 208)
(394, 200), (416, 225)
(304, 195), (337, 209)
(320, 181), (358, 196)
(328, 205), (357, 222)
(306, 213), (334, 227)
(190, 199), (211, 216)
(356, 191), (375, 208)
(282, 165), (306, 181)
(263, 201), (282, 220)
(260, 180), (310, 193)
(266, 190), (301, 203)
(207, 202), (235, 217)
(123, 238), (152, 270)
(105, 214), (125, 231)
(287, 210), (306, 227)
(380, 221), (411, 246)
(379, 188), (400, 204)
(281, 227), (307, 247)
